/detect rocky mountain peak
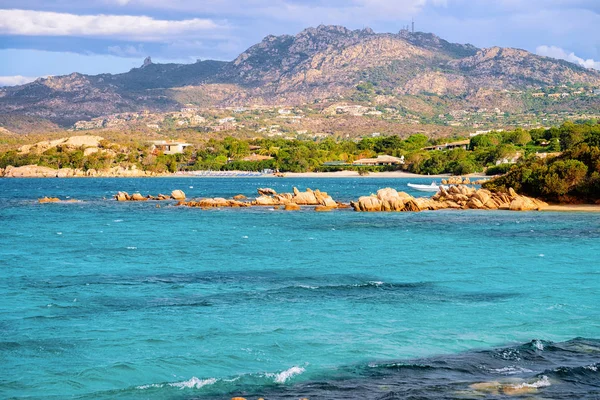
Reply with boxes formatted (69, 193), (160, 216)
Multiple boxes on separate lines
(142, 56), (153, 68)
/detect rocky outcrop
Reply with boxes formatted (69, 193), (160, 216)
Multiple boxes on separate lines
(3, 165), (61, 177)
(351, 188), (418, 212)
(432, 185), (547, 211)
(18, 136), (105, 155)
(441, 176), (471, 185)
(1, 164), (158, 178)
(257, 188), (277, 196)
(114, 190), (186, 201)
(351, 185), (548, 212)
(252, 187), (337, 207)
(291, 187), (337, 207)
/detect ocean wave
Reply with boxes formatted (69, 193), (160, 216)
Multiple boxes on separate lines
(136, 366), (305, 394)
(170, 377), (218, 389)
(507, 375), (551, 389)
(489, 366), (534, 375)
(267, 366), (305, 383)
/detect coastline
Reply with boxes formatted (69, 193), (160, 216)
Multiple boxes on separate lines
(1, 165), (488, 180)
(543, 204), (600, 212)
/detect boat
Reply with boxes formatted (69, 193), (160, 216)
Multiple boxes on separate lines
(407, 182), (448, 192)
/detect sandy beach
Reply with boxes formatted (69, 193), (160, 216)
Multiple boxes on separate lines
(543, 204), (600, 212)
(268, 171), (489, 179)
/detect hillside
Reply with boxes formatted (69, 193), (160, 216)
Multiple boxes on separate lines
(1, 25), (600, 128)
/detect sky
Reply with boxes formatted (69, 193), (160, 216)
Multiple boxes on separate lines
(1, 0), (599, 86)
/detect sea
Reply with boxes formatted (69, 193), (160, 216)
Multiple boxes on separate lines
(1, 177), (599, 399)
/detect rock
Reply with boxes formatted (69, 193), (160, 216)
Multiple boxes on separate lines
(257, 188), (277, 196)
(443, 200), (461, 209)
(466, 197), (484, 209)
(351, 196), (382, 212)
(3, 164), (58, 177)
(171, 190), (186, 200)
(233, 194), (247, 200)
(508, 187), (518, 199)
(314, 206), (334, 212)
(131, 193), (147, 201)
(483, 198), (500, 210)
(56, 168), (75, 178)
(83, 147), (100, 156)
(284, 203), (301, 211)
(473, 189), (491, 204)
(231, 397), (247, 400)
(254, 195), (280, 206)
(470, 381), (501, 394)
(38, 197), (61, 203)
(292, 188), (319, 205)
(403, 199), (421, 212)
(115, 191), (129, 201)
(509, 195), (548, 211)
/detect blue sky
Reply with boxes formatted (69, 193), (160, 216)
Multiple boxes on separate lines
(1, 0), (599, 86)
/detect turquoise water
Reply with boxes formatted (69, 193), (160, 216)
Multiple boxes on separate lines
(1, 178), (599, 399)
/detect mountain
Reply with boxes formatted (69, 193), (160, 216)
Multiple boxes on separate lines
(1, 25), (600, 128)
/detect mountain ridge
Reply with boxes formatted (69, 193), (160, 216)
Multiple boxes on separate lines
(1, 24), (599, 128)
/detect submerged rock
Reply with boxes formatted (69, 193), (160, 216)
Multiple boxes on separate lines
(284, 203), (301, 211)
(38, 197), (61, 203)
(177, 198), (250, 208)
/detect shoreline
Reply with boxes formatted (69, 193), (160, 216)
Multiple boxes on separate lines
(543, 204), (600, 212)
(1, 166), (490, 180)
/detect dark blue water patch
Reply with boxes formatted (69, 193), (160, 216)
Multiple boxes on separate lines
(207, 338), (600, 400)
(61, 338), (600, 400)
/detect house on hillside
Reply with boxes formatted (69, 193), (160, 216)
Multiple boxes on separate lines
(423, 140), (470, 151)
(353, 155), (405, 166)
(150, 140), (192, 155)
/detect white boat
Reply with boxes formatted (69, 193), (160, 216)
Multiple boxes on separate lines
(407, 182), (448, 192)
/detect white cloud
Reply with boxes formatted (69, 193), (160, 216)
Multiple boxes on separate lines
(536, 45), (600, 70)
(0, 75), (40, 87)
(0, 9), (226, 41)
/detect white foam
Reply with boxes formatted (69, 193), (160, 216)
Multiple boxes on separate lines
(533, 339), (544, 351)
(539, 254), (545, 257)
(270, 366), (305, 383)
(585, 364), (598, 372)
(137, 383), (163, 390)
(491, 366), (534, 375)
(369, 281), (384, 286)
(113, 219), (123, 223)
(126, 246), (137, 250)
(509, 375), (551, 389)
(56, 232), (62, 235)
(297, 284), (318, 289)
(242, 236), (249, 239)
(169, 377), (217, 389)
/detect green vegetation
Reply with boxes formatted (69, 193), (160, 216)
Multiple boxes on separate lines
(484, 121), (600, 202)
